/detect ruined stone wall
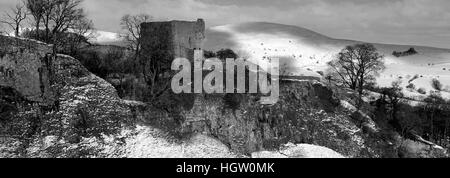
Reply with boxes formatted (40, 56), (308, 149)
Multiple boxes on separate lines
(136, 19), (205, 102)
(171, 19), (205, 59)
(141, 22), (173, 57)
(140, 19), (205, 62)
(0, 36), (54, 105)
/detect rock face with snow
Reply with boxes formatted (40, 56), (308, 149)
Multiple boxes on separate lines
(0, 36), (131, 157)
(0, 36), (55, 105)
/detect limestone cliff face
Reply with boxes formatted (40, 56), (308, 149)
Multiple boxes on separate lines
(178, 80), (384, 157)
(0, 36), (131, 157)
(0, 36), (54, 105)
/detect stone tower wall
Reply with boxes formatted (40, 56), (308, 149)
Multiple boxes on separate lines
(140, 19), (205, 62)
(171, 19), (205, 59)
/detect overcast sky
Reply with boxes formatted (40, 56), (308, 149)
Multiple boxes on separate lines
(1, 0), (449, 48)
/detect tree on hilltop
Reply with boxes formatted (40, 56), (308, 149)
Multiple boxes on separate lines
(23, 0), (93, 53)
(327, 43), (385, 95)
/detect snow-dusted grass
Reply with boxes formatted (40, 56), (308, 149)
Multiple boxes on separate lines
(378, 57), (450, 99)
(208, 24), (337, 77)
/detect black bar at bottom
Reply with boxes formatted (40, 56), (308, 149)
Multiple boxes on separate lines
(0, 158), (448, 177)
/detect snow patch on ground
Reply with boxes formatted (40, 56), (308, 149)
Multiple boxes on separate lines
(107, 125), (238, 158)
(252, 143), (345, 158)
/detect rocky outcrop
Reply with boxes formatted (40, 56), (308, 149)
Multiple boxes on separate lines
(0, 36), (54, 105)
(42, 54), (130, 143)
(196, 81), (385, 157)
(1, 40), (135, 156)
(0, 36), (133, 157)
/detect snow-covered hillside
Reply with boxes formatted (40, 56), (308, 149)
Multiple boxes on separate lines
(89, 30), (124, 45)
(204, 22), (450, 99)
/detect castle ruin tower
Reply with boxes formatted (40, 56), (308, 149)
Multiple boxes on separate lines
(138, 19), (205, 101)
(140, 18), (205, 62)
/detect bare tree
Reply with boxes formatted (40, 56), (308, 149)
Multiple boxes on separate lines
(1, 3), (28, 37)
(41, 0), (56, 41)
(423, 92), (446, 140)
(25, 0), (90, 42)
(25, 0), (46, 39)
(50, 0), (86, 36)
(59, 18), (94, 55)
(327, 43), (385, 95)
(380, 80), (404, 132)
(120, 14), (153, 60)
(23, 0), (93, 55)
